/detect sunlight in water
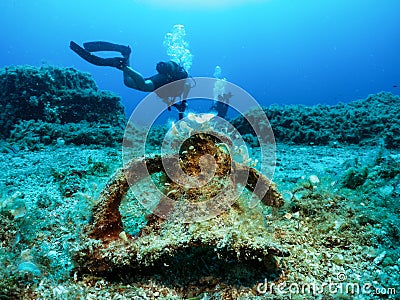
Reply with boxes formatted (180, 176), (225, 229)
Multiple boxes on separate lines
(140, 0), (267, 9)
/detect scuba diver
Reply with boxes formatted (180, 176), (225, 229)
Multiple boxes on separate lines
(69, 41), (190, 119)
(211, 92), (232, 119)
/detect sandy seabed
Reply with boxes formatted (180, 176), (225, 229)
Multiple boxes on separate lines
(0, 142), (399, 299)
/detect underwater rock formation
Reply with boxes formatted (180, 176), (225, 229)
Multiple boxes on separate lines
(232, 92), (400, 149)
(0, 65), (126, 147)
(73, 132), (288, 283)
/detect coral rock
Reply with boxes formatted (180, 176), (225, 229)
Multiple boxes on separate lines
(73, 132), (289, 277)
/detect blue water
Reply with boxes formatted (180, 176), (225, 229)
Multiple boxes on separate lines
(1, 0), (399, 117)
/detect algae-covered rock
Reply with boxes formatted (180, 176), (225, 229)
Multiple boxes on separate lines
(341, 166), (368, 189)
(0, 65), (126, 147)
(72, 131), (288, 288)
(232, 92), (400, 149)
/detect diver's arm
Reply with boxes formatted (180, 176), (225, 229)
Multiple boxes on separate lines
(121, 66), (154, 92)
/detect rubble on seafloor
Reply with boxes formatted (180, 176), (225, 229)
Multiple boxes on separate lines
(72, 132), (289, 294)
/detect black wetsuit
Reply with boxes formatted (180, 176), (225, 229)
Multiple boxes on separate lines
(148, 64), (188, 90)
(146, 73), (175, 90)
(214, 101), (229, 118)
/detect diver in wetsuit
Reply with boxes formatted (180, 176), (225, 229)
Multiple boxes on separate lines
(69, 41), (190, 119)
(211, 92), (232, 119)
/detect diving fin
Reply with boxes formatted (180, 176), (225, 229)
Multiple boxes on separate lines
(83, 41), (131, 58)
(70, 41), (126, 69)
